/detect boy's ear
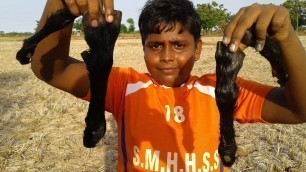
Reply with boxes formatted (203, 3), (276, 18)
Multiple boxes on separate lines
(195, 39), (202, 61)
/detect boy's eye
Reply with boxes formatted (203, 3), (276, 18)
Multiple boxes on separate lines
(175, 43), (184, 49)
(152, 43), (163, 49)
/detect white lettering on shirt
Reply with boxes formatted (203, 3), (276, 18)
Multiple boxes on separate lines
(132, 145), (220, 172)
(133, 145), (140, 166)
(185, 153), (196, 172)
(167, 152), (178, 172)
(145, 149), (160, 171)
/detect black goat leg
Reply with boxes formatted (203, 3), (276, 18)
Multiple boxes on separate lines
(215, 41), (245, 167)
(215, 28), (288, 167)
(81, 11), (122, 148)
(242, 29), (288, 87)
(16, 8), (76, 64)
(16, 2), (122, 148)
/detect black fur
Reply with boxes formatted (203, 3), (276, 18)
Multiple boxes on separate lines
(241, 29), (288, 87)
(16, 6), (122, 148)
(215, 42), (244, 167)
(81, 11), (122, 148)
(215, 29), (288, 167)
(16, 8), (76, 65)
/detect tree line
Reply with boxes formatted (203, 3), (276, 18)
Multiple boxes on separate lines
(195, 0), (306, 34)
(0, 0), (305, 36)
(73, 0), (305, 34)
(72, 17), (135, 34)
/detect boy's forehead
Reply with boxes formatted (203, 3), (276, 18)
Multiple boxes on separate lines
(158, 22), (184, 33)
(143, 22), (195, 43)
(148, 22), (191, 37)
(145, 29), (195, 44)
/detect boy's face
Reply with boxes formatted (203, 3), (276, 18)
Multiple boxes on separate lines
(144, 23), (202, 87)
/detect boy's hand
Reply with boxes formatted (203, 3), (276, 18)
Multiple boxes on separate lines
(223, 3), (292, 52)
(63, 0), (114, 27)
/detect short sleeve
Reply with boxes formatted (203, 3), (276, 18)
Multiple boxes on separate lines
(234, 78), (275, 123)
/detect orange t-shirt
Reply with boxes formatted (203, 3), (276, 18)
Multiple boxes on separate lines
(82, 67), (273, 172)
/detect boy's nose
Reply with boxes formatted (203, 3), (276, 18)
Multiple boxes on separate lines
(160, 47), (174, 62)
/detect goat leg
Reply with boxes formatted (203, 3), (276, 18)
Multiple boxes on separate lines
(16, 3), (122, 148)
(16, 8), (76, 64)
(215, 41), (245, 167)
(215, 28), (288, 167)
(81, 11), (122, 148)
(241, 29), (288, 87)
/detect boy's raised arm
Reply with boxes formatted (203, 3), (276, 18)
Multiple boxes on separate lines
(31, 0), (115, 98)
(223, 4), (306, 124)
(263, 25), (306, 123)
(31, 0), (89, 97)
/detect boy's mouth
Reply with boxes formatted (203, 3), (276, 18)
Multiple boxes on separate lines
(158, 68), (178, 75)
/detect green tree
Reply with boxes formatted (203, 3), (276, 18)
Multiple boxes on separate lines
(196, 1), (231, 34)
(282, 0), (306, 31)
(34, 20), (39, 31)
(127, 18), (135, 33)
(73, 17), (83, 33)
(121, 24), (128, 33)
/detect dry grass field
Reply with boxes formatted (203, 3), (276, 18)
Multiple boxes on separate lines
(0, 35), (305, 172)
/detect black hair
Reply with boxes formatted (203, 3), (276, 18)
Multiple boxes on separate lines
(138, 0), (201, 45)
(215, 28), (287, 167)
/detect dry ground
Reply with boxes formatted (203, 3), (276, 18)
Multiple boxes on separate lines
(0, 35), (305, 172)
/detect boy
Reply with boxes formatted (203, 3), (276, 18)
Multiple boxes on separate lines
(32, 0), (306, 171)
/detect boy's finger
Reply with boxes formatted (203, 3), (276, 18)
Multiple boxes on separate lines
(229, 4), (262, 52)
(75, 0), (88, 15)
(223, 7), (246, 45)
(103, 0), (114, 23)
(88, 0), (100, 27)
(270, 7), (291, 41)
(270, 7), (288, 32)
(254, 5), (277, 51)
(64, 0), (81, 16)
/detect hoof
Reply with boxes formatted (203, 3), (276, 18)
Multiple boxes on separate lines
(16, 44), (36, 65)
(83, 125), (106, 148)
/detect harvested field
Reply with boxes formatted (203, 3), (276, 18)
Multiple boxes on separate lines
(0, 35), (305, 172)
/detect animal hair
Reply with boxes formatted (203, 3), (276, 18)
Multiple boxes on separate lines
(241, 29), (288, 86)
(215, 29), (288, 167)
(16, 8), (76, 64)
(215, 41), (244, 167)
(81, 11), (122, 148)
(16, 5), (122, 148)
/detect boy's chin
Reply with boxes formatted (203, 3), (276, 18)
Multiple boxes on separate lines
(155, 77), (187, 87)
